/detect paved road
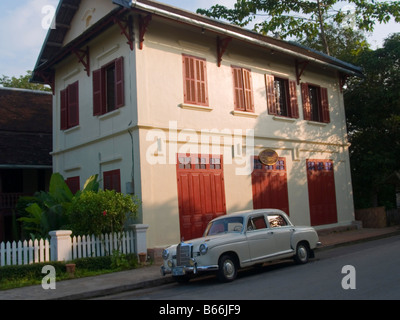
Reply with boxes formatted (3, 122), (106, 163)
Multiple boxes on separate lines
(97, 235), (400, 300)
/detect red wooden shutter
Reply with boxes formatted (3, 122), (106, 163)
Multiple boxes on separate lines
(183, 55), (195, 103)
(93, 68), (103, 116)
(232, 66), (245, 111)
(115, 57), (125, 109)
(183, 55), (209, 106)
(301, 83), (312, 120)
(242, 68), (254, 112)
(195, 58), (208, 105)
(68, 81), (79, 127)
(60, 89), (68, 130)
(265, 74), (276, 115)
(289, 80), (299, 118)
(112, 169), (121, 193)
(103, 169), (121, 192)
(66, 176), (80, 195)
(320, 87), (330, 123)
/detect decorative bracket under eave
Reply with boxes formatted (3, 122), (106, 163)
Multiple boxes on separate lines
(139, 14), (152, 50)
(72, 46), (90, 76)
(295, 59), (309, 85)
(217, 36), (232, 67)
(114, 14), (134, 51)
(37, 70), (55, 95)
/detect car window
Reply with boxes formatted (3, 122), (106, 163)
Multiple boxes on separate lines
(247, 215), (267, 231)
(205, 217), (244, 236)
(268, 214), (288, 228)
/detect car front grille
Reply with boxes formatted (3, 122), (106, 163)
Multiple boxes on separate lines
(176, 243), (192, 266)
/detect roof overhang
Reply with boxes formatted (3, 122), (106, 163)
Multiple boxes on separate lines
(125, 0), (363, 78)
(32, 0), (363, 86)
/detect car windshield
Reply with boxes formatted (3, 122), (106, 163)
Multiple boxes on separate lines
(204, 217), (244, 236)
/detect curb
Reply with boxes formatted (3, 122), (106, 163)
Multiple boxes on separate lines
(54, 275), (175, 300)
(315, 230), (400, 252)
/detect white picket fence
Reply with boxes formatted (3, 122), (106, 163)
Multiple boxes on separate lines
(0, 239), (50, 267)
(0, 230), (136, 267)
(71, 231), (136, 260)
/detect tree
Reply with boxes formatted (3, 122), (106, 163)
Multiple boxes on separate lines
(197, 0), (400, 55)
(17, 173), (100, 239)
(0, 71), (51, 92)
(344, 33), (400, 208)
(298, 22), (370, 62)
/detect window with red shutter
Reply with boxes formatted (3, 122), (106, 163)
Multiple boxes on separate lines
(265, 74), (276, 115)
(103, 169), (121, 192)
(60, 89), (68, 130)
(182, 55), (208, 106)
(115, 57), (125, 108)
(265, 75), (298, 118)
(60, 81), (79, 130)
(320, 87), (330, 123)
(232, 66), (254, 112)
(289, 80), (299, 119)
(243, 69), (254, 112)
(68, 81), (79, 127)
(92, 57), (125, 116)
(301, 83), (312, 121)
(301, 83), (330, 123)
(65, 176), (80, 195)
(93, 69), (104, 116)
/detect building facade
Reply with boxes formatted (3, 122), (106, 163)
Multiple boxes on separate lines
(32, 0), (363, 249)
(0, 87), (52, 242)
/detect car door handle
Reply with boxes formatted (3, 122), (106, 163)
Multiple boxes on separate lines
(268, 231), (274, 235)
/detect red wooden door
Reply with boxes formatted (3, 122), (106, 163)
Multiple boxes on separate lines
(177, 154), (226, 240)
(252, 157), (290, 215)
(307, 160), (338, 226)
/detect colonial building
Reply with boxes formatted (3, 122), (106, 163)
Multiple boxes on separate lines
(0, 87), (52, 242)
(31, 0), (363, 250)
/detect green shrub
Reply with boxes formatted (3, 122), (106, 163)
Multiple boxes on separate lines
(72, 256), (113, 271)
(0, 262), (66, 282)
(68, 190), (140, 236)
(17, 173), (100, 239)
(110, 250), (138, 270)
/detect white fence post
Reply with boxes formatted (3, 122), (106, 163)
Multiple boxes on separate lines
(131, 224), (149, 257)
(49, 230), (73, 262)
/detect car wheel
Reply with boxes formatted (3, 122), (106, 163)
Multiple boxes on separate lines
(294, 242), (310, 264)
(217, 254), (238, 282)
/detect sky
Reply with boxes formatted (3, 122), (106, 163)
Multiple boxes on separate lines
(0, 0), (398, 79)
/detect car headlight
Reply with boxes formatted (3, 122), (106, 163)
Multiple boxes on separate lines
(162, 249), (169, 260)
(199, 243), (208, 255)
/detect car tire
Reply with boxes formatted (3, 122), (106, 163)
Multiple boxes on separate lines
(294, 242), (310, 264)
(217, 254), (238, 282)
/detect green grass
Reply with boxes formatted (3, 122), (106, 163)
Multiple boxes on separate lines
(0, 254), (151, 291)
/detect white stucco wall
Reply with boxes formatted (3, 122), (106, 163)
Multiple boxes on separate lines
(52, 4), (355, 249)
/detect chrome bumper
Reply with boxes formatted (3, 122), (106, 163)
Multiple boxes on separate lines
(160, 264), (219, 277)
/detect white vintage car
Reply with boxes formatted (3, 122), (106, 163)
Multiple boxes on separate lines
(160, 209), (321, 282)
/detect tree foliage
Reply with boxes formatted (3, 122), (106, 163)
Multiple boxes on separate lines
(197, 0), (400, 54)
(344, 33), (400, 208)
(0, 71), (51, 92)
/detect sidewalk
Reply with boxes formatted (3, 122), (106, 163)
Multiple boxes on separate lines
(1, 225), (399, 300)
